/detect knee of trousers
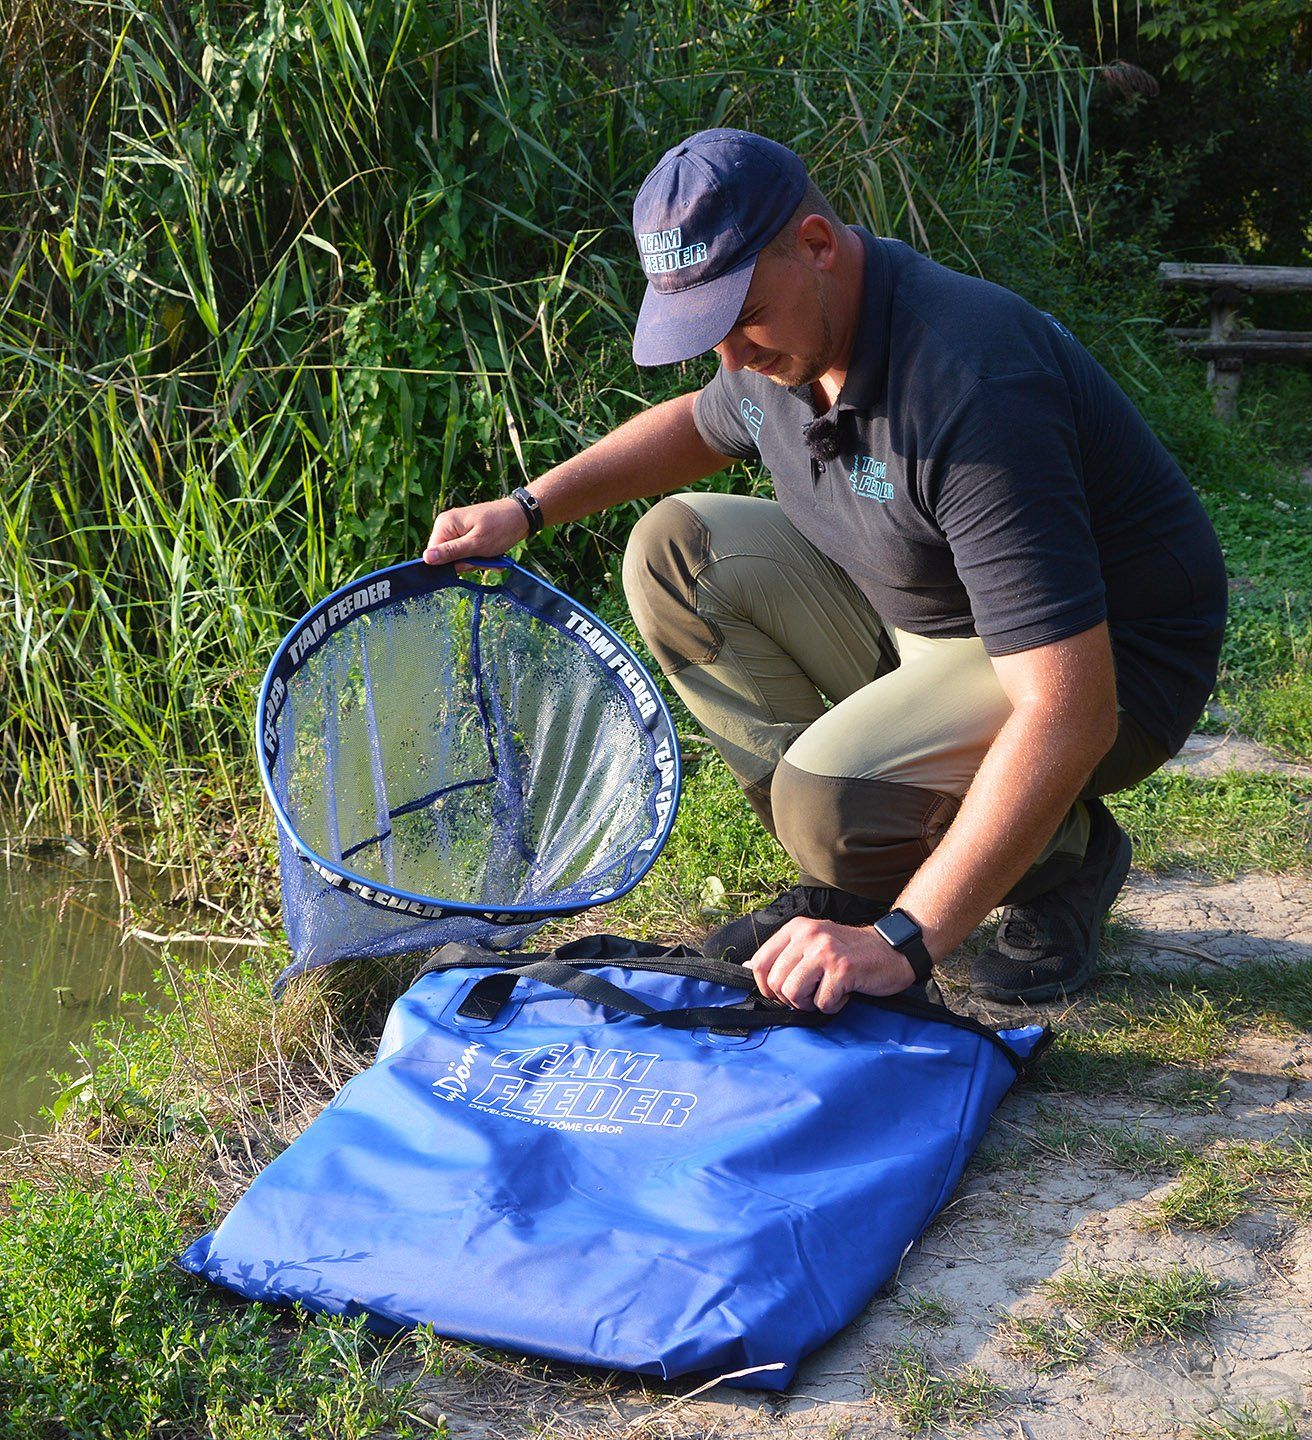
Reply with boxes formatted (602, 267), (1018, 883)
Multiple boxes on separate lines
(621, 497), (723, 675)
(771, 758), (960, 902)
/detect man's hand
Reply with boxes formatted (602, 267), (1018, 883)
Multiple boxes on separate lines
(744, 919), (916, 1014)
(423, 497), (528, 568)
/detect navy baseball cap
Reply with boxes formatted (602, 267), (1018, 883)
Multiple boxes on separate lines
(631, 130), (809, 367)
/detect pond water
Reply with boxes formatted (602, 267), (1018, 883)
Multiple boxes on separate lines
(0, 847), (241, 1142)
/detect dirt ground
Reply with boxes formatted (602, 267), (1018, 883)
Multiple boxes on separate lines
(394, 739), (1312, 1439)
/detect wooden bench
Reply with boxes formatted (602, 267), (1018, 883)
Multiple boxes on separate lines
(1157, 261), (1312, 420)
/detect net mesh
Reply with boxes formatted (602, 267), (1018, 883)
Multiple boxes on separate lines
(264, 564), (677, 981)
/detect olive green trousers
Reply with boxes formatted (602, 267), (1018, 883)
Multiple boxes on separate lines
(622, 493), (1169, 906)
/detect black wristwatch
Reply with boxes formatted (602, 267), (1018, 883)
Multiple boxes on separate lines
(509, 486), (545, 535)
(872, 909), (933, 984)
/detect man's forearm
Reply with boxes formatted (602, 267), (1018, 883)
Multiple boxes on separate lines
(894, 699), (1116, 960)
(531, 392), (730, 525)
(423, 390), (732, 568)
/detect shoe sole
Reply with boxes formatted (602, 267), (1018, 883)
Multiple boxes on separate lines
(974, 826), (1133, 1006)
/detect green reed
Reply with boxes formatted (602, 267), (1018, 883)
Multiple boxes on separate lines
(0, 0), (1091, 898)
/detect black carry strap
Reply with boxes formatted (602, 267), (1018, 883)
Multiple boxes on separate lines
(418, 935), (1048, 1070)
(456, 960), (828, 1031)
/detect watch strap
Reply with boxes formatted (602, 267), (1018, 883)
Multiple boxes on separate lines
(874, 909), (934, 985)
(509, 486), (544, 535)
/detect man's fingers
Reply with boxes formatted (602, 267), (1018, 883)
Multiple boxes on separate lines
(741, 918), (858, 1012)
(812, 970), (852, 1015)
(743, 924), (796, 1002)
(424, 523), (489, 568)
(777, 954), (826, 1011)
(423, 514), (467, 565)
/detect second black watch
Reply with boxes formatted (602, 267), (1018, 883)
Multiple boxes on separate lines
(871, 908), (933, 984)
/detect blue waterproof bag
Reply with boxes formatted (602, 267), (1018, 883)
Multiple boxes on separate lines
(181, 937), (1046, 1389)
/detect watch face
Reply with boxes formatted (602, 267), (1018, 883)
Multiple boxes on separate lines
(875, 910), (920, 950)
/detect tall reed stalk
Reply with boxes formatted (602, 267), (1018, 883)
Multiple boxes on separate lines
(0, 0), (1091, 902)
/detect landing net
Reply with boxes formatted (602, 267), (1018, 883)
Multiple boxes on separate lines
(258, 559), (680, 984)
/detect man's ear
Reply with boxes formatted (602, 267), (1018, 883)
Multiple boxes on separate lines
(794, 214), (839, 271)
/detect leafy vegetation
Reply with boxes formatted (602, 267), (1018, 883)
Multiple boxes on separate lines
(1030, 959), (1312, 1106)
(1008, 1106), (1187, 1174)
(1107, 772), (1312, 876)
(0, 1162), (439, 1439)
(1185, 1399), (1304, 1440)
(1036, 977), (1233, 1105)
(894, 1290), (955, 1332)
(998, 1312), (1090, 1372)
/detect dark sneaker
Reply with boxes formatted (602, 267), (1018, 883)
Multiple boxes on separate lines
(703, 884), (888, 965)
(970, 798), (1132, 1004)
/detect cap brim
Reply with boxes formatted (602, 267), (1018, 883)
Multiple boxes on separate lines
(631, 252), (758, 367)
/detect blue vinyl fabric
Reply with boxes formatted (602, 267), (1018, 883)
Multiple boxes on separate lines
(180, 939), (1045, 1389)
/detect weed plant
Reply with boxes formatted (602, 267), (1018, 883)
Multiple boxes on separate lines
(894, 1289), (955, 1331)
(998, 1312), (1089, 1372)
(1042, 1261), (1235, 1348)
(1018, 1105), (1186, 1174)
(1145, 1137), (1312, 1231)
(868, 1343), (1007, 1433)
(0, 1163), (435, 1439)
(1186, 1399), (1304, 1440)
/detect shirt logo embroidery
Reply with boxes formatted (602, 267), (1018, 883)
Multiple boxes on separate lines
(849, 455), (893, 502)
(740, 397), (764, 444)
(638, 226), (708, 275)
(1042, 311), (1075, 342)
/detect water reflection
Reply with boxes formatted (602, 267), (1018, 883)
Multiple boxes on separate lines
(0, 846), (241, 1141)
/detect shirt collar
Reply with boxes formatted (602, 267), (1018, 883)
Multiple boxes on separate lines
(835, 226), (892, 413)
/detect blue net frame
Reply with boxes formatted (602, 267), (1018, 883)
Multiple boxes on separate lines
(258, 559), (681, 986)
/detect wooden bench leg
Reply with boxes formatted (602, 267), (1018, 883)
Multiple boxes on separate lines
(1208, 293), (1244, 422)
(1209, 357), (1243, 420)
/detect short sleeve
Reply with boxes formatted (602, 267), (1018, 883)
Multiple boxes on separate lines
(692, 366), (762, 461)
(920, 371), (1107, 655)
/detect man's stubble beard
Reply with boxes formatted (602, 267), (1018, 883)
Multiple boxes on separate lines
(764, 276), (834, 389)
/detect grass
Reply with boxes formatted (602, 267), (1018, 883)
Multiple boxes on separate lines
(895, 1290), (955, 1331)
(596, 754), (796, 942)
(1192, 382), (1312, 762)
(0, 1161), (442, 1439)
(1144, 1137), (1312, 1231)
(1031, 957), (1312, 1105)
(1011, 1106), (1187, 1174)
(1184, 1399), (1305, 1440)
(868, 1344), (1007, 1434)
(1186, 958), (1312, 1034)
(1107, 772), (1312, 877)
(1041, 1262), (1236, 1348)
(1036, 980), (1234, 1107)
(1143, 369), (1312, 765)
(997, 1313), (1089, 1372)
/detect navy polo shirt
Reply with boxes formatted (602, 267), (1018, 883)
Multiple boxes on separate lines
(692, 227), (1227, 756)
